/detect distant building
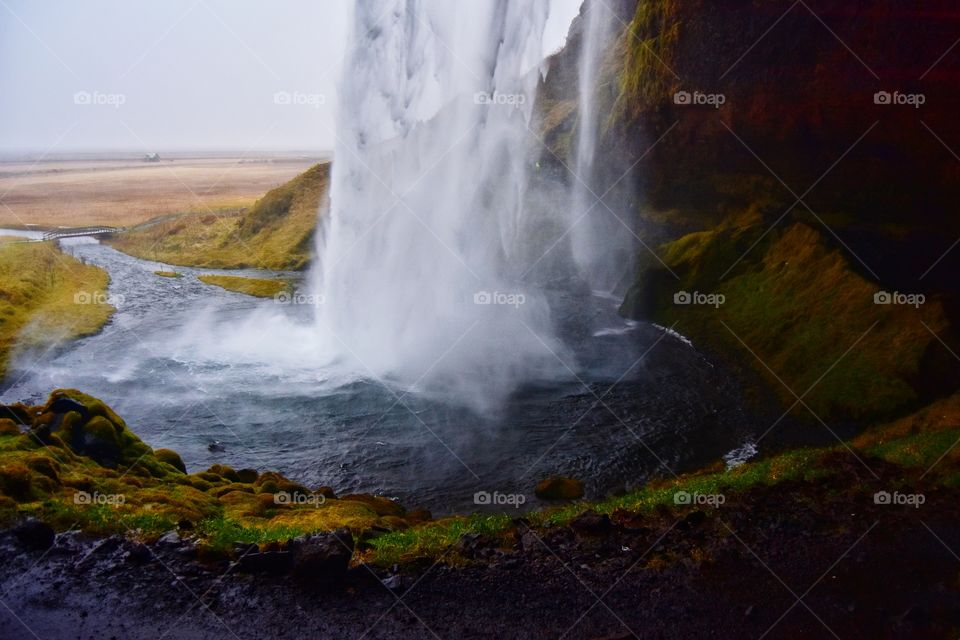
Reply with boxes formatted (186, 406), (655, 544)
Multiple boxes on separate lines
(144, 153), (160, 162)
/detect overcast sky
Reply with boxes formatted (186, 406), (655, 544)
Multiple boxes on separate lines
(0, 0), (583, 155)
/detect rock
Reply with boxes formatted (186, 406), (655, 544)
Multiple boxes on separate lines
(233, 542), (259, 557)
(519, 528), (543, 554)
(46, 396), (89, 422)
(456, 533), (490, 558)
(570, 510), (612, 535)
(124, 541), (151, 563)
(381, 574), (404, 590)
(289, 528), (354, 581)
(535, 475), (584, 500)
(154, 449), (186, 473)
(177, 541), (198, 559)
(236, 468), (259, 483)
(156, 530), (181, 546)
(238, 551), (293, 575)
(13, 518), (55, 551)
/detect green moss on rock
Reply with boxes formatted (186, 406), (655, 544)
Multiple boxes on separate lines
(154, 448), (186, 474)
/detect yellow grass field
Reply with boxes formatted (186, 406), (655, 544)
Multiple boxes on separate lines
(0, 155), (323, 228)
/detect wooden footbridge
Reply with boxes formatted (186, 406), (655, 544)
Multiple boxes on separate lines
(41, 226), (123, 241)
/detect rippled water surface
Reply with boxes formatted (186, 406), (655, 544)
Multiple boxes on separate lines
(3, 241), (761, 513)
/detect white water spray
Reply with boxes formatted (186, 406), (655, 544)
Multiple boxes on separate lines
(569, 0), (626, 294)
(314, 0), (566, 408)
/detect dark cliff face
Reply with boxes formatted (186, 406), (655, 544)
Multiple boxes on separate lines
(538, 0), (960, 423)
(542, 0), (960, 292)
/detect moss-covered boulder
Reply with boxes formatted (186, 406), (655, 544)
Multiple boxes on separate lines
(32, 389), (153, 470)
(0, 389), (428, 556)
(154, 448), (187, 474)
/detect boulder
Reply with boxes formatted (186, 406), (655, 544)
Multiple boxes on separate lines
(156, 530), (181, 546)
(13, 518), (55, 551)
(238, 551), (293, 575)
(535, 475), (584, 500)
(123, 541), (152, 563)
(289, 528), (353, 581)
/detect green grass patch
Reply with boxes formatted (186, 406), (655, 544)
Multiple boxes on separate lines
(366, 514), (513, 566)
(196, 514), (311, 551)
(154, 270), (181, 278)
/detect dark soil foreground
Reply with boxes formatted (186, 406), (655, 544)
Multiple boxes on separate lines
(2, 467), (959, 640)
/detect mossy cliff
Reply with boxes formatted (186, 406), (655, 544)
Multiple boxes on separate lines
(538, 0), (960, 424)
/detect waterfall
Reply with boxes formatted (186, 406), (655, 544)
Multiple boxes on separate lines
(314, 0), (567, 409)
(568, 0), (626, 294)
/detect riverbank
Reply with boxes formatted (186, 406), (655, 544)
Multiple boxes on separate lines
(2, 389), (959, 638)
(0, 242), (114, 380)
(108, 163), (329, 271)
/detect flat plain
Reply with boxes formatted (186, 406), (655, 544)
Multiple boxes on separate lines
(0, 154), (323, 228)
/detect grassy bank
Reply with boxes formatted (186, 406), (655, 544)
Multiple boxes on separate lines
(0, 390), (429, 553)
(108, 163), (329, 271)
(197, 274), (290, 298)
(2, 389), (958, 570)
(0, 242), (114, 380)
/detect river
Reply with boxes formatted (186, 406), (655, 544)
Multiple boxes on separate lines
(2, 238), (760, 513)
